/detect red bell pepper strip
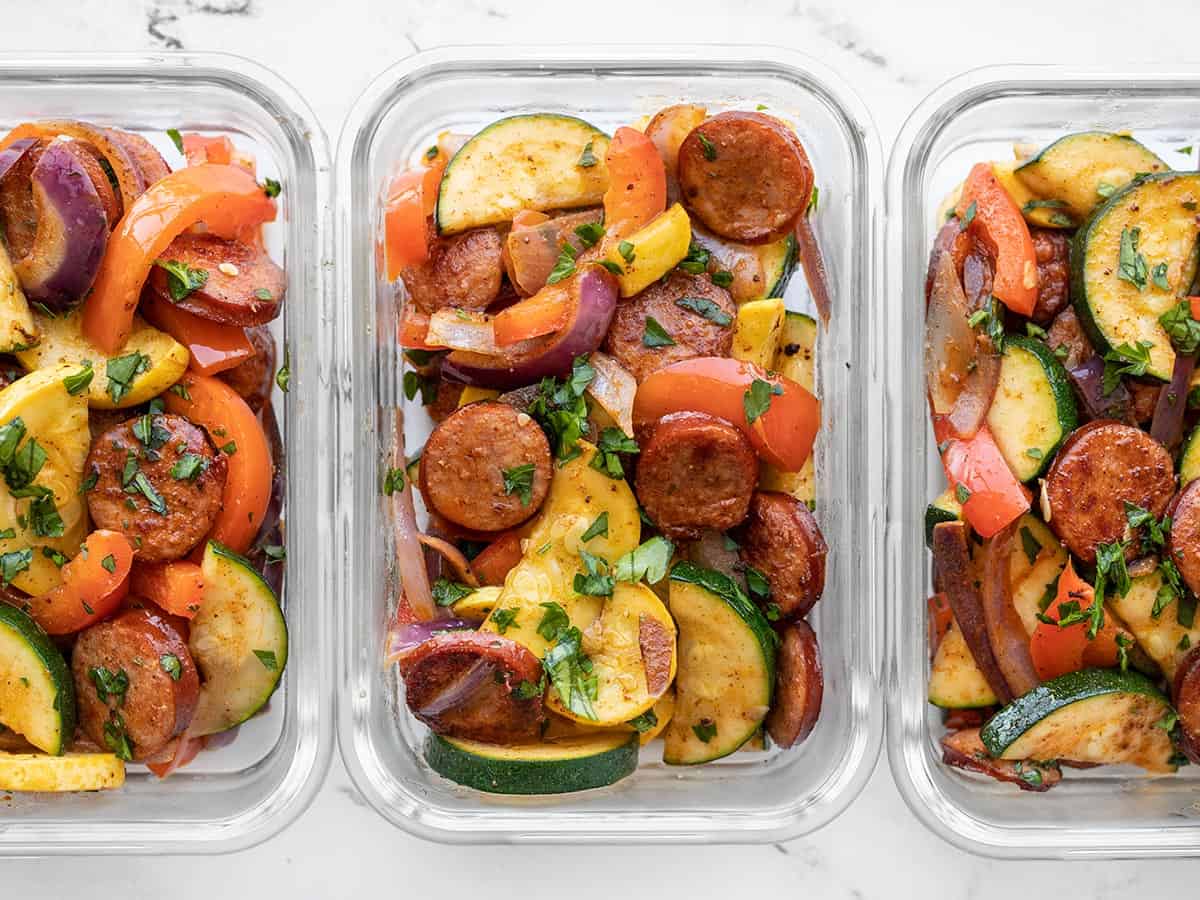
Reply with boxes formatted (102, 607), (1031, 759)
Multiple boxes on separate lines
(1030, 559), (1124, 680)
(492, 281), (573, 346)
(956, 163), (1038, 317)
(602, 127), (667, 240)
(164, 374), (273, 556)
(26, 530), (134, 635)
(938, 421), (1030, 538)
(633, 356), (819, 472)
(470, 531), (524, 587)
(397, 307), (446, 351)
(182, 134), (234, 167)
(141, 293), (255, 375)
(130, 561), (205, 620)
(384, 153), (449, 280)
(83, 164), (276, 353)
(1189, 296), (1200, 322)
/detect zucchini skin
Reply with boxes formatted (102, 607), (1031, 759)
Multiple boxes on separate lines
(0, 603), (76, 756)
(980, 667), (1167, 758)
(765, 233), (799, 299)
(424, 733), (638, 795)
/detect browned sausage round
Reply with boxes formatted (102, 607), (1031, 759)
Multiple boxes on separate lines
(677, 112), (813, 245)
(1044, 420), (1175, 564)
(0, 140), (43, 259)
(1174, 646), (1200, 764)
(1168, 480), (1200, 597)
(1030, 228), (1070, 324)
(146, 233), (285, 326)
(424, 375), (465, 424)
(85, 413), (227, 562)
(401, 220), (503, 314)
(71, 607), (200, 761)
(107, 128), (170, 188)
(399, 630), (545, 743)
(601, 271), (735, 382)
(736, 491), (828, 620)
(218, 325), (276, 412)
(419, 401), (551, 533)
(766, 619), (823, 749)
(634, 411), (757, 541)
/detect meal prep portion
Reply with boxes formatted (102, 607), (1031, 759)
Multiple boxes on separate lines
(923, 131), (1200, 790)
(0, 123), (287, 791)
(383, 105), (830, 794)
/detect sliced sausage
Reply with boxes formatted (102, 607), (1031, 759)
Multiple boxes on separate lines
(218, 325), (276, 412)
(1044, 420), (1175, 564)
(107, 128), (171, 188)
(419, 401), (551, 533)
(401, 220), (503, 314)
(0, 139), (43, 259)
(602, 271), (735, 382)
(1173, 646), (1200, 764)
(765, 619), (823, 749)
(71, 607), (200, 761)
(677, 111), (813, 244)
(1030, 227), (1070, 324)
(85, 413), (227, 562)
(1129, 380), (1161, 425)
(960, 237), (995, 313)
(735, 491), (828, 620)
(424, 375), (465, 424)
(399, 630), (545, 743)
(146, 232), (285, 326)
(634, 411), (757, 541)
(1168, 481), (1200, 597)
(941, 728), (1062, 792)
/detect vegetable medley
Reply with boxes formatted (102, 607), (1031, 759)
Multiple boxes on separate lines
(925, 131), (1200, 790)
(383, 106), (830, 794)
(0, 124), (287, 792)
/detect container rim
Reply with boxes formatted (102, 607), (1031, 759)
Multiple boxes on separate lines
(334, 41), (885, 845)
(885, 63), (1200, 860)
(0, 50), (335, 857)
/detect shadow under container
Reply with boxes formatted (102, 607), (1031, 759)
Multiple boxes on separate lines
(887, 65), (1200, 859)
(336, 44), (884, 844)
(0, 52), (334, 856)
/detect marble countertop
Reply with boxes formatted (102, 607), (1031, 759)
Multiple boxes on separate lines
(6, 0), (1200, 895)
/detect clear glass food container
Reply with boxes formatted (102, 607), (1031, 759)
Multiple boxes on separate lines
(0, 53), (333, 855)
(886, 66), (1200, 859)
(336, 44), (883, 844)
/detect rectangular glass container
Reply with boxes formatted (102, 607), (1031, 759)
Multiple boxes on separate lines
(886, 66), (1200, 859)
(0, 52), (333, 855)
(336, 44), (884, 844)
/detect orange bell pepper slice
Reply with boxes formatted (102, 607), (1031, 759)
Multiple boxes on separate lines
(384, 154), (449, 280)
(1030, 559), (1126, 680)
(130, 560), (205, 620)
(181, 133), (234, 167)
(1188, 296), (1200, 322)
(164, 374), (273, 556)
(633, 356), (819, 472)
(26, 530), (134, 635)
(471, 531), (525, 587)
(83, 164), (276, 354)
(492, 281), (573, 346)
(938, 422), (1030, 539)
(956, 162), (1038, 317)
(602, 127), (667, 240)
(141, 293), (254, 375)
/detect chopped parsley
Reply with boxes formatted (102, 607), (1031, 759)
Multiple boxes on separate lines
(1090, 541), (1131, 639)
(1019, 525), (1043, 565)
(381, 466), (405, 496)
(614, 536), (674, 585)
(166, 128), (184, 154)
(744, 565), (771, 601)
(502, 463), (536, 506)
(696, 132), (717, 161)
(590, 427), (639, 479)
(546, 242), (578, 285)
(580, 511), (609, 543)
(955, 483), (971, 504)
(574, 221), (605, 247)
(492, 608), (519, 635)
(959, 200), (977, 231)
(153, 258), (209, 302)
(276, 346), (290, 393)
(62, 361), (94, 396)
(261, 178), (282, 199)
(1101, 340), (1153, 396)
(627, 709), (659, 733)
(573, 549), (614, 597)
(641, 316), (676, 348)
(100, 554), (116, 573)
(1152, 262), (1172, 292)
(171, 452), (209, 481)
(675, 295), (732, 326)
(692, 719), (718, 743)
(88, 666), (129, 704)
(577, 140), (598, 168)
(538, 601), (597, 719)
(431, 577), (473, 607)
(1159, 301), (1200, 355)
(105, 352), (151, 405)
(403, 370), (437, 405)
(253, 649), (278, 670)
(528, 355), (595, 461)
(160, 654), (182, 681)
(103, 715), (133, 762)
(617, 240), (636, 267)
(710, 270), (734, 288)
(1117, 226), (1149, 291)
(676, 242), (711, 275)
(743, 377), (783, 425)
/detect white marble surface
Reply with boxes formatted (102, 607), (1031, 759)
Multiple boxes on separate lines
(5, 0), (1200, 894)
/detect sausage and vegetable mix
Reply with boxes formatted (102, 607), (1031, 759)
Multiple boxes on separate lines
(383, 106), (831, 794)
(0, 124), (288, 792)
(924, 132), (1200, 790)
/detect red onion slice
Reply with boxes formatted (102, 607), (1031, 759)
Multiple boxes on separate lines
(980, 523), (1040, 698)
(1150, 352), (1195, 450)
(794, 215), (832, 323)
(384, 619), (475, 667)
(0, 137), (39, 183)
(417, 533), (479, 587)
(1068, 355), (1132, 421)
(586, 350), (636, 436)
(413, 657), (496, 718)
(426, 309), (498, 354)
(390, 419), (435, 621)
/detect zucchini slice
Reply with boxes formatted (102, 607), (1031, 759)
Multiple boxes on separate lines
(0, 752), (123, 792)
(1015, 132), (1168, 222)
(762, 232), (798, 299)
(985, 335), (1077, 481)
(981, 668), (1176, 772)
(1008, 519), (1068, 636)
(923, 488), (962, 549)
(760, 312), (817, 506)
(1107, 569), (1200, 681)
(1072, 172), (1200, 380)
(663, 562), (775, 764)
(992, 161), (1074, 229)
(435, 114), (610, 235)
(187, 541), (288, 736)
(1181, 423), (1200, 488)
(425, 731), (638, 795)
(0, 604), (75, 755)
(928, 622), (998, 709)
